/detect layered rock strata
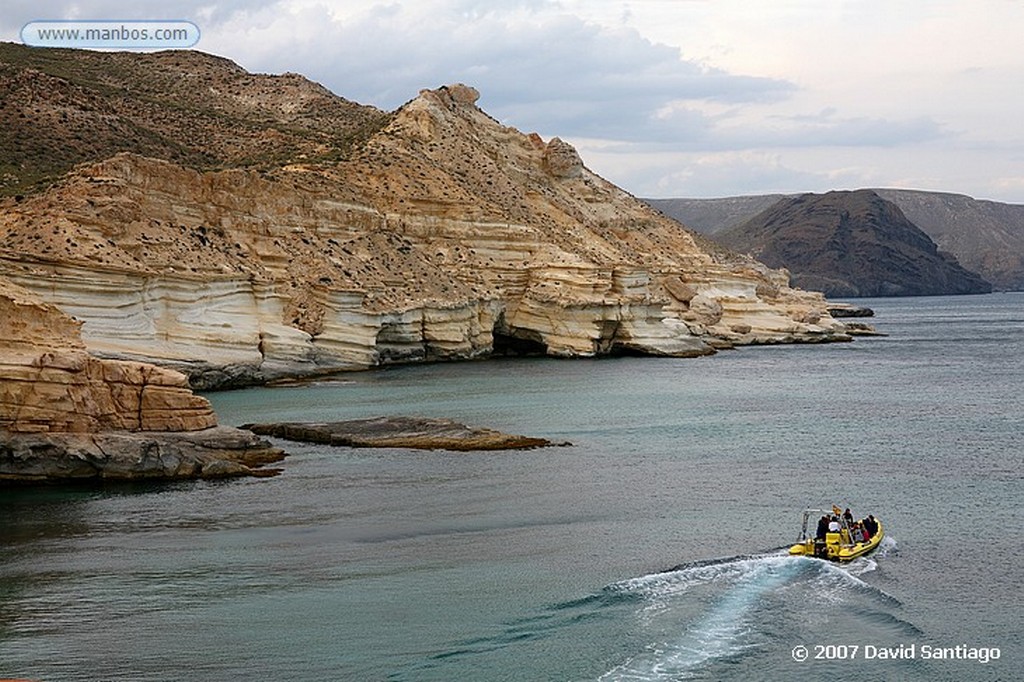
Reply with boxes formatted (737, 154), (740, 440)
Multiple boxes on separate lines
(0, 50), (854, 389)
(0, 279), (284, 481)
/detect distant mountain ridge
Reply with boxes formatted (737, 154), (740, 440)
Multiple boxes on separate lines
(709, 190), (991, 297)
(873, 189), (1024, 291)
(647, 190), (1024, 291)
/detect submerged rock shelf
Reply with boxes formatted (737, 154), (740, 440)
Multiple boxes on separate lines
(243, 416), (570, 451)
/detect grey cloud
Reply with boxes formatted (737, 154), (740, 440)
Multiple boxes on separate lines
(216, 3), (935, 154)
(612, 152), (848, 200)
(213, 3), (795, 141)
(587, 110), (951, 154)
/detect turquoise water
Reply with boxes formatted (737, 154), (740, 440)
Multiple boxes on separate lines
(2, 293), (1022, 680)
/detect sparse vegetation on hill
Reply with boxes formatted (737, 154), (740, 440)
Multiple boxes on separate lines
(0, 42), (391, 196)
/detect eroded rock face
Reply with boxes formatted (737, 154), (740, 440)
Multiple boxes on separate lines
(543, 137), (583, 179)
(0, 68), (850, 388)
(0, 280), (216, 433)
(0, 280), (283, 481)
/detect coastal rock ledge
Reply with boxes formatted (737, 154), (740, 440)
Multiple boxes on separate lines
(243, 416), (568, 451)
(0, 426), (286, 482)
(0, 279), (284, 482)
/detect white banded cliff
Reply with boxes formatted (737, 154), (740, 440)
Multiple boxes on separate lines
(1, 47), (851, 392)
(0, 278), (284, 481)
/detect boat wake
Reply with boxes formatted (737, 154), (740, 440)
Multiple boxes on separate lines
(397, 542), (908, 681)
(599, 545), (907, 681)
(599, 552), (810, 680)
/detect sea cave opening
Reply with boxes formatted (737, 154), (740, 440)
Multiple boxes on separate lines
(491, 330), (548, 357)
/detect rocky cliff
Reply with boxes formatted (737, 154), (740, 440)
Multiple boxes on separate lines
(0, 46), (852, 393)
(0, 277), (216, 433)
(713, 190), (992, 297)
(0, 278), (284, 481)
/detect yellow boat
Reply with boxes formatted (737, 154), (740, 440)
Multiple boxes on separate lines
(788, 506), (883, 562)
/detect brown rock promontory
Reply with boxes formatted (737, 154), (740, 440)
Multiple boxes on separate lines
(0, 278), (284, 482)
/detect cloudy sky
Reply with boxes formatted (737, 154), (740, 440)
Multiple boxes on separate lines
(5, 0), (1024, 202)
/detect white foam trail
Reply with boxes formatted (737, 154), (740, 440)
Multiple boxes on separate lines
(875, 535), (898, 556)
(601, 554), (811, 681)
(601, 541), (900, 680)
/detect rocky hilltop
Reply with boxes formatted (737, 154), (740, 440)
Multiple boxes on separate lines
(713, 190), (992, 297)
(874, 189), (1024, 291)
(0, 43), (388, 197)
(0, 44), (853, 393)
(648, 190), (1024, 291)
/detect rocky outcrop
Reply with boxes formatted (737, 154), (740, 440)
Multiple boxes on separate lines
(0, 427), (286, 482)
(713, 190), (992, 297)
(542, 137), (584, 179)
(0, 278), (284, 481)
(0, 48), (854, 390)
(827, 304), (874, 318)
(243, 416), (567, 451)
(0, 277), (216, 432)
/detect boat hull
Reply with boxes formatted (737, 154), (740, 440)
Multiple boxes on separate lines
(789, 521), (884, 562)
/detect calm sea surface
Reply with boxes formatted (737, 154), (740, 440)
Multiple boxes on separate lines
(2, 293), (1022, 681)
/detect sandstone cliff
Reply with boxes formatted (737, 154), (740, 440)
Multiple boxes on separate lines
(0, 278), (284, 480)
(0, 277), (216, 432)
(0, 48), (852, 391)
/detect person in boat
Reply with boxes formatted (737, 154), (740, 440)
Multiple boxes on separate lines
(843, 508), (854, 525)
(864, 515), (878, 536)
(852, 522), (865, 543)
(828, 516), (841, 533)
(816, 515), (830, 540)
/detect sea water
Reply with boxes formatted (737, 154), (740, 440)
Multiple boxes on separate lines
(1, 293), (1022, 681)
